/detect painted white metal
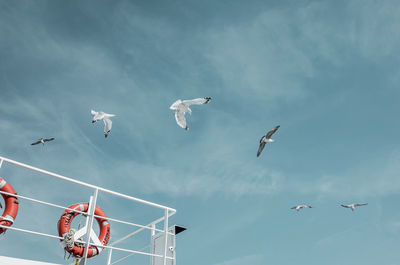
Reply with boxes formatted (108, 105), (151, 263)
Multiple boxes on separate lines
(150, 226), (177, 265)
(83, 192), (98, 265)
(101, 244), (173, 259)
(0, 190), (86, 215)
(93, 214), (172, 235)
(0, 223), (173, 260)
(0, 224), (63, 240)
(0, 155), (177, 265)
(109, 245), (150, 265)
(106, 215), (173, 265)
(106, 249), (113, 265)
(0, 189), (172, 235)
(0, 156), (176, 212)
(163, 209), (169, 265)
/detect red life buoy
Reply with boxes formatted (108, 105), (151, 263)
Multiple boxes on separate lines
(57, 203), (111, 258)
(0, 177), (19, 234)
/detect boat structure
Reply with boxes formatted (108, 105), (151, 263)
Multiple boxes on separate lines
(0, 155), (185, 265)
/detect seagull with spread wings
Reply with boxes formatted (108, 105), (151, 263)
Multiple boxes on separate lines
(291, 205), (312, 211)
(341, 203), (368, 211)
(257, 125), (280, 157)
(170, 97), (211, 130)
(91, 110), (116, 138)
(31, 138), (55, 146)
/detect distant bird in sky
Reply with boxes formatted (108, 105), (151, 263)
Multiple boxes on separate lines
(31, 138), (55, 146)
(291, 205), (312, 211)
(257, 125), (280, 157)
(341, 203), (368, 211)
(91, 110), (116, 138)
(170, 97), (212, 130)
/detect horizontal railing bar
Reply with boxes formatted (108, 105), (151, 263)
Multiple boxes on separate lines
(0, 190), (174, 236)
(93, 214), (173, 235)
(110, 211), (176, 246)
(0, 224), (174, 260)
(110, 245), (150, 265)
(101, 244), (173, 260)
(0, 224), (63, 240)
(0, 156), (176, 212)
(0, 190), (87, 215)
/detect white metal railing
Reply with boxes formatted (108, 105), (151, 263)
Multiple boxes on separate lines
(0, 155), (177, 265)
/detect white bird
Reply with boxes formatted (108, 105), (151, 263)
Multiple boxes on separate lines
(169, 97), (211, 130)
(291, 205), (312, 211)
(31, 138), (55, 146)
(257, 125), (280, 157)
(91, 110), (116, 138)
(341, 203), (368, 211)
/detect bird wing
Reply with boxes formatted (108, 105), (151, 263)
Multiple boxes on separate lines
(341, 204), (349, 208)
(103, 118), (112, 134)
(174, 109), (187, 130)
(31, 140), (41, 145)
(43, 138), (55, 142)
(355, 203), (368, 207)
(91, 111), (105, 121)
(182, 97), (211, 106)
(104, 113), (116, 118)
(266, 125), (280, 139)
(257, 141), (266, 157)
(291, 206), (297, 209)
(170, 99), (182, 110)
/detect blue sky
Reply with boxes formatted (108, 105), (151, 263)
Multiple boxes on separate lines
(1, 0), (400, 264)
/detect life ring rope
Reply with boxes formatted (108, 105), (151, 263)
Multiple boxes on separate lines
(0, 177), (19, 234)
(58, 203), (111, 259)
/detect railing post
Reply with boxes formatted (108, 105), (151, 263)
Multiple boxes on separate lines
(106, 249), (113, 265)
(163, 209), (169, 265)
(83, 188), (99, 265)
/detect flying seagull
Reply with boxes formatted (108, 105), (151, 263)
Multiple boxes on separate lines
(257, 125), (280, 157)
(341, 203), (368, 211)
(291, 205), (312, 211)
(31, 138), (55, 146)
(170, 97), (211, 130)
(91, 110), (116, 138)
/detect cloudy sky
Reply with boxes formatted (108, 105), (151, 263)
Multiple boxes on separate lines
(1, 0), (400, 264)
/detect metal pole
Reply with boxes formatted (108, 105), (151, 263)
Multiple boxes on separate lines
(0, 156), (175, 212)
(0, 224), (63, 240)
(163, 209), (169, 265)
(83, 189), (99, 265)
(110, 213), (175, 247)
(106, 249), (113, 265)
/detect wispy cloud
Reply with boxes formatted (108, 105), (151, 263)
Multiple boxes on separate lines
(203, 9), (313, 107)
(286, 151), (400, 199)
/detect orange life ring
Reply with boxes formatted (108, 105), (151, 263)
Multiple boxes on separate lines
(0, 177), (19, 234)
(57, 203), (111, 258)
